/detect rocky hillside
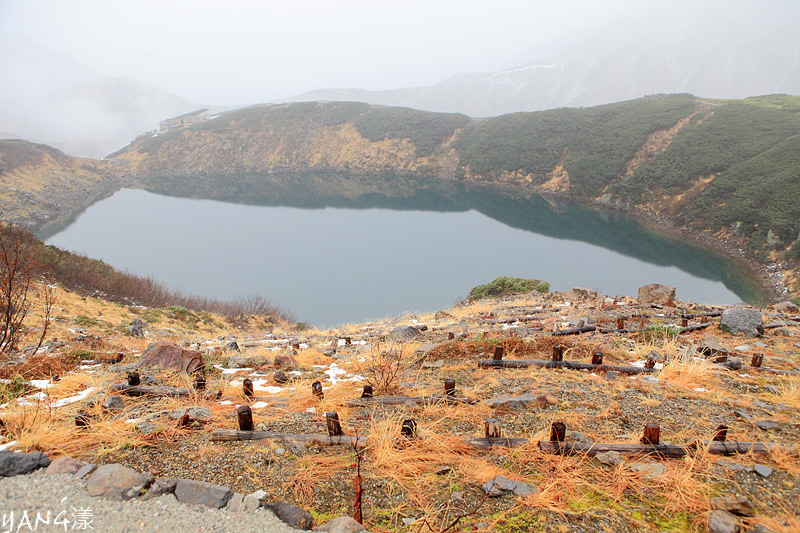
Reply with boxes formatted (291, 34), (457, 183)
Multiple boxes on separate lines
(111, 95), (800, 297)
(0, 140), (124, 235)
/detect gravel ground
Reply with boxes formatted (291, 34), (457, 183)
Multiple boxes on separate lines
(0, 471), (304, 533)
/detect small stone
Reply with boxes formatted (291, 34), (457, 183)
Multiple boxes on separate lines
(761, 385), (780, 395)
(733, 410), (751, 421)
(755, 420), (781, 431)
(734, 345), (752, 352)
(140, 477), (178, 501)
(708, 510), (742, 533)
(273, 354), (299, 370)
(45, 456), (87, 475)
(434, 466), (452, 475)
(628, 460), (667, 480)
(101, 395), (125, 412)
(313, 516), (368, 532)
(263, 501), (314, 530)
(752, 341), (768, 348)
(422, 359), (444, 369)
(715, 459), (751, 473)
(595, 451), (624, 467)
(401, 518), (416, 526)
(168, 407), (212, 421)
(87, 464), (154, 501)
(242, 493), (262, 512)
(0, 451), (51, 477)
(134, 422), (162, 434)
(450, 491), (464, 501)
(637, 284), (676, 306)
(175, 479), (233, 508)
(225, 493), (244, 512)
(566, 431), (594, 445)
(387, 325), (421, 342)
(753, 464), (773, 478)
(710, 496), (755, 517)
(73, 463), (97, 480)
(485, 393), (550, 411)
(482, 475), (538, 497)
(605, 371), (619, 381)
(273, 370), (289, 384)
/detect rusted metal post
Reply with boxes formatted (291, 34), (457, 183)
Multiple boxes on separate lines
(641, 423), (660, 445)
(485, 418), (501, 439)
(361, 385), (373, 398)
(552, 345), (564, 362)
(591, 352), (603, 365)
(443, 379), (456, 397)
(713, 425), (728, 442)
(325, 411), (343, 436)
(616, 317), (625, 330)
(481, 331), (489, 339)
(127, 371), (140, 387)
(550, 422), (566, 442)
(448, 332), (455, 340)
(242, 378), (254, 398)
(401, 419), (417, 439)
(681, 316), (689, 328)
(751, 353), (763, 368)
(312, 381), (324, 400)
(237, 405), (253, 431)
(194, 375), (206, 390)
(492, 346), (504, 361)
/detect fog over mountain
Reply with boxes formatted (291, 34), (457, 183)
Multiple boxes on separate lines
(291, 15), (800, 116)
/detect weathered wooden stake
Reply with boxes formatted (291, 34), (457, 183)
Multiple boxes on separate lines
(312, 381), (324, 400)
(591, 352), (603, 365)
(713, 425), (728, 442)
(481, 331), (489, 339)
(492, 346), (504, 361)
(485, 418), (502, 438)
(345, 337), (352, 346)
(325, 412), (343, 436)
(75, 411), (90, 428)
(361, 385), (373, 398)
(127, 371), (140, 387)
(443, 379), (456, 397)
(641, 423), (660, 445)
(550, 422), (566, 442)
(701, 315), (708, 324)
(751, 353), (763, 368)
(644, 357), (656, 370)
(552, 345), (564, 362)
(194, 375), (206, 390)
(178, 411), (192, 428)
(50, 375), (60, 384)
(681, 316), (689, 328)
(242, 378), (254, 398)
(616, 317), (625, 330)
(448, 332), (455, 340)
(292, 342), (301, 350)
(237, 405), (253, 431)
(401, 419), (417, 439)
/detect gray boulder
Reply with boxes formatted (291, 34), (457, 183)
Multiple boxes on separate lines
(263, 501), (314, 530)
(637, 284), (676, 306)
(314, 516), (369, 532)
(388, 326), (422, 342)
(708, 510), (742, 533)
(101, 395), (125, 412)
(174, 479), (233, 508)
(45, 456), (87, 475)
(140, 477), (178, 501)
(482, 475), (538, 497)
(0, 450), (50, 477)
(87, 464), (154, 501)
(228, 354), (268, 368)
(485, 393), (550, 411)
(710, 496), (755, 517)
(721, 308), (764, 336)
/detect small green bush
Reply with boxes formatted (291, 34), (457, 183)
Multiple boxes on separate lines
(468, 276), (550, 302)
(0, 376), (33, 403)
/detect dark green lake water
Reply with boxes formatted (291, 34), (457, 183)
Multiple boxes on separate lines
(45, 175), (765, 327)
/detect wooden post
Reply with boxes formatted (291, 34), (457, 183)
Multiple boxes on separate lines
(641, 423), (660, 445)
(325, 412), (343, 436)
(127, 371), (140, 387)
(550, 422), (566, 442)
(644, 357), (656, 370)
(485, 418), (501, 439)
(701, 315), (708, 324)
(492, 346), (504, 361)
(401, 419), (417, 439)
(751, 353), (763, 368)
(481, 331), (489, 339)
(50, 375), (60, 384)
(361, 385), (373, 398)
(75, 411), (90, 428)
(448, 332), (455, 340)
(713, 425), (728, 442)
(237, 405), (253, 431)
(345, 337), (352, 346)
(681, 316), (689, 328)
(178, 411), (192, 428)
(591, 352), (603, 365)
(443, 379), (456, 397)
(194, 375), (206, 391)
(552, 345), (564, 362)
(312, 381), (324, 400)
(616, 317), (625, 330)
(243, 378), (254, 398)
(292, 342), (301, 350)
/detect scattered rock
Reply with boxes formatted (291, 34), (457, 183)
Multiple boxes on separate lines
(715, 459), (751, 473)
(710, 496), (755, 517)
(226, 340), (240, 351)
(273, 354), (299, 370)
(273, 370), (290, 384)
(434, 311), (455, 321)
(263, 501), (314, 530)
(604, 371), (619, 381)
(126, 318), (147, 337)
(724, 357), (742, 370)
(421, 359), (444, 369)
(733, 410), (751, 421)
(87, 464), (154, 501)
(566, 431), (595, 445)
(595, 451), (624, 467)
(755, 420), (781, 431)
(0, 450), (50, 477)
(225, 493), (244, 512)
(101, 395), (125, 412)
(138, 342), (205, 374)
(73, 463), (97, 480)
(753, 464), (773, 478)
(628, 460), (667, 480)
(485, 393), (551, 411)
(140, 477), (178, 501)
(772, 301), (799, 313)
(387, 325), (422, 342)
(229, 354), (269, 368)
(134, 421), (163, 434)
(720, 308), (764, 336)
(761, 385), (780, 395)
(44, 456), (87, 475)
(637, 284), (676, 306)
(434, 466), (452, 475)
(168, 407), (212, 422)
(482, 475), (538, 497)
(242, 491), (263, 512)
(174, 479), (233, 508)
(707, 510), (743, 533)
(313, 516), (368, 532)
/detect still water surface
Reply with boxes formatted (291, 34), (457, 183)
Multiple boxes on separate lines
(46, 186), (762, 327)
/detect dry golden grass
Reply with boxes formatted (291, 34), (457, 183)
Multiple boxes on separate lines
(658, 357), (720, 391)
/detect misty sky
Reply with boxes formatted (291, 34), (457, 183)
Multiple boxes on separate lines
(2, 0), (799, 106)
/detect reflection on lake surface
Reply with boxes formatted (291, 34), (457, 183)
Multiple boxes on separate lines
(45, 175), (765, 327)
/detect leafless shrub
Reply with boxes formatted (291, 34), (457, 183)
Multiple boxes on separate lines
(355, 343), (412, 395)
